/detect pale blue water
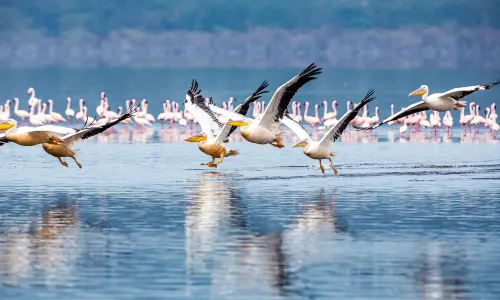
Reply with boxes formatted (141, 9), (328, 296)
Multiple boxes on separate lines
(1, 69), (500, 299)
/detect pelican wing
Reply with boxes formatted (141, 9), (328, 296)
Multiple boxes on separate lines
(61, 109), (135, 145)
(281, 115), (311, 142)
(185, 79), (223, 139)
(320, 89), (376, 148)
(441, 80), (500, 100)
(355, 100), (428, 131)
(226, 80), (270, 138)
(208, 104), (247, 122)
(257, 63), (322, 132)
(0, 134), (7, 146)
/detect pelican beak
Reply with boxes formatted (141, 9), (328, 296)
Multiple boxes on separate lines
(408, 87), (426, 97)
(226, 120), (248, 127)
(0, 123), (14, 130)
(292, 140), (308, 148)
(185, 134), (206, 142)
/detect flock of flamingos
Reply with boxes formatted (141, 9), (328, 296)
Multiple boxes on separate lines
(1, 87), (498, 143)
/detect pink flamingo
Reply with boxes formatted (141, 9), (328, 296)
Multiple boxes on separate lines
(294, 102), (303, 123)
(321, 100), (338, 121)
(65, 97), (75, 122)
(303, 102), (320, 126)
(75, 98), (85, 121)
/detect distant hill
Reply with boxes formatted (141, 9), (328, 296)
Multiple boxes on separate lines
(1, 0), (499, 36)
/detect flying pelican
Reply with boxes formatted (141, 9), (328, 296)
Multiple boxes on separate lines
(356, 81), (500, 130)
(40, 111), (134, 168)
(283, 89), (375, 174)
(184, 79), (268, 168)
(0, 119), (73, 147)
(209, 63), (322, 148)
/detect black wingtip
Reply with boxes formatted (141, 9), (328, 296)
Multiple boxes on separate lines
(352, 124), (372, 131)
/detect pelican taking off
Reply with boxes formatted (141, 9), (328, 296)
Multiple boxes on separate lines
(210, 63), (322, 148)
(184, 79), (269, 168)
(40, 110), (135, 168)
(356, 81), (500, 130)
(284, 89), (375, 174)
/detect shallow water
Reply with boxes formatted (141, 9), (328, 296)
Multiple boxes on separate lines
(1, 127), (499, 299)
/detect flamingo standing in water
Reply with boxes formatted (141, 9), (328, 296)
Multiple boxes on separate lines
(387, 104), (396, 127)
(321, 100), (337, 121)
(369, 107), (380, 127)
(158, 100), (168, 123)
(29, 105), (44, 126)
(96, 92), (106, 117)
(141, 99), (155, 123)
(0, 100), (10, 120)
(419, 111), (431, 134)
(13, 98), (30, 123)
(41, 103), (57, 123)
(47, 99), (67, 123)
(443, 111), (453, 135)
(65, 97), (75, 122)
(82, 106), (96, 124)
(27, 87), (39, 108)
(75, 98), (85, 121)
(399, 117), (409, 138)
(303, 102), (320, 126)
(294, 102), (303, 123)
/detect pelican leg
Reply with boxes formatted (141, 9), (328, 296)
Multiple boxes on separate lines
(57, 157), (68, 167)
(201, 157), (215, 167)
(328, 158), (339, 175)
(271, 137), (285, 148)
(211, 153), (225, 167)
(71, 155), (82, 169)
(319, 159), (325, 174)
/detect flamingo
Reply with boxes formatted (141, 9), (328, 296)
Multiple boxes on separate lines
(80, 106), (96, 124)
(116, 106), (133, 124)
(13, 98), (30, 122)
(27, 87), (38, 108)
(430, 111), (441, 137)
(463, 102), (475, 132)
(490, 103), (497, 122)
(29, 105), (44, 126)
(369, 107), (380, 127)
(75, 98), (85, 121)
(321, 100), (338, 121)
(294, 102), (303, 123)
(35, 99), (47, 124)
(165, 100), (175, 127)
(103, 103), (119, 120)
(41, 103), (57, 123)
(303, 102), (320, 126)
(387, 104), (396, 126)
(288, 101), (297, 119)
(0, 100), (11, 120)
(443, 111), (453, 135)
(96, 92), (106, 117)
(143, 101), (155, 123)
(177, 102), (187, 127)
(46, 99), (67, 122)
(419, 111), (431, 134)
(158, 100), (168, 123)
(399, 117), (408, 138)
(65, 97), (76, 122)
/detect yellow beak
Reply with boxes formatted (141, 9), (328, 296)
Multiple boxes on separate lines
(226, 120), (248, 127)
(185, 134), (207, 142)
(292, 141), (308, 148)
(408, 88), (426, 97)
(0, 123), (14, 130)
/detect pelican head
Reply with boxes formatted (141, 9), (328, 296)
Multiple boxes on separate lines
(185, 133), (207, 142)
(0, 119), (15, 130)
(409, 85), (429, 97)
(225, 120), (248, 127)
(292, 140), (309, 148)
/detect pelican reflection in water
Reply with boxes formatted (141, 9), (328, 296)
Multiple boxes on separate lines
(0, 201), (79, 287)
(185, 181), (349, 297)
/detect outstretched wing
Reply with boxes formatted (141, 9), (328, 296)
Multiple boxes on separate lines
(62, 108), (135, 145)
(257, 63), (322, 132)
(281, 114), (311, 142)
(355, 100), (428, 131)
(441, 80), (500, 100)
(225, 80), (269, 139)
(319, 89), (376, 148)
(185, 79), (223, 139)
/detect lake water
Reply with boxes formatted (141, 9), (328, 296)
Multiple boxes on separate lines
(1, 68), (500, 299)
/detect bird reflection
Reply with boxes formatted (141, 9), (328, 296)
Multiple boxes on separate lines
(0, 201), (78, 287)
(185, 183), (346, 297)
(413, 242), (469, 299)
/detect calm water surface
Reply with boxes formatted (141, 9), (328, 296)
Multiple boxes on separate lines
(1, 126), (499, 299)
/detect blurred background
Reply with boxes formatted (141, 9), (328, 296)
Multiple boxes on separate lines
(0, 0), (499, 115)
(1, 0), (499, 69)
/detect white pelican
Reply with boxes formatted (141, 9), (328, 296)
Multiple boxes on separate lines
(41, 111), (134, 168)
(284, 89), (375, 174)
(210, 63), (322, 148)
(0, 119), (74, 146)
(356, 81), (500, 130)
(184, 79), (268, 167)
